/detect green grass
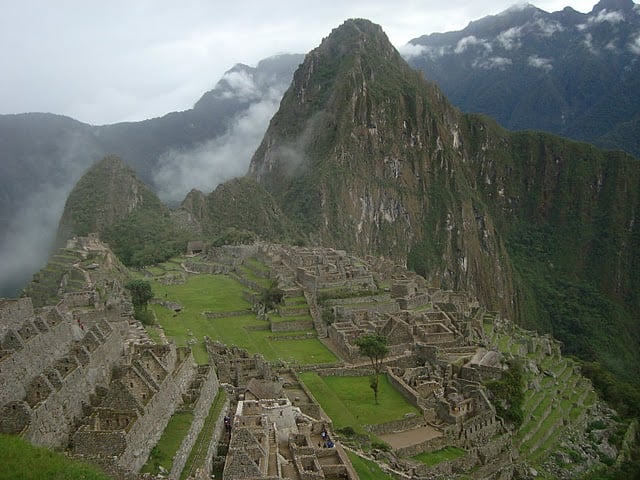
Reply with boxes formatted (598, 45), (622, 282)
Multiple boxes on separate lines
(346, 451), (394, 480)
(412, 446), (466, 466)
(0, 434), (112, 480)
(299, 373), (419, 432)
(141, 411), (194, 474)
(148, 273), (337, 365)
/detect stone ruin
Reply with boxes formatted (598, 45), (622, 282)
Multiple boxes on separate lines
(206, 339), (358, 480)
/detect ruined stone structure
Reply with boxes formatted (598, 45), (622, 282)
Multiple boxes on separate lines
(0, 235), (216, 478)
(0, 296), (129, 449)
(72, 343), (198, 472)
(224, 398), (357, 480)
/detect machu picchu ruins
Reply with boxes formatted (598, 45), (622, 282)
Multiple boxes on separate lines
(0, 236), (630, 479)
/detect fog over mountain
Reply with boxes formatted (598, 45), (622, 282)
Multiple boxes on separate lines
(0, 54), (303, 296)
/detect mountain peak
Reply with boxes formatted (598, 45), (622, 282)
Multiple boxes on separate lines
(317, 18), (397, 60)
(593, 0), (636, 12)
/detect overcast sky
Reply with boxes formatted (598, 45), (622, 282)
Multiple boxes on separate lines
(0, 0), (599, 125)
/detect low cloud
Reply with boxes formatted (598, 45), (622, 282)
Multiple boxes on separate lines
(533, 18), (564, 37)
(630, 34), (640, 54)
(528, 55), (553, 71)
(0, 185), (69, 296)
(398, 43), (428, 59)
(473, 56), (512, 70)
(218, 69), (263, 101)
(153, 92), (282, 204)
(498, 26), (523, 50)
(578, 9), (625, 30)
(455, 36), (492, 54)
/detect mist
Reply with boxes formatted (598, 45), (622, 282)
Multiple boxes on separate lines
(0, 184), (70, 297)
(153, 74), (289, 204)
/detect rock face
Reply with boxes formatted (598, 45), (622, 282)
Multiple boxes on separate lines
(249, 19), (517, 317)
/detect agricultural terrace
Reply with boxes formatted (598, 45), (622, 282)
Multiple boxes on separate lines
(144, 260), (338, 365)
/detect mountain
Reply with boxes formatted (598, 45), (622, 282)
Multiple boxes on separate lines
(241, 18), (640, 413)
(56, 155), (188, 267)
(404, 0), (640, 157)
(0, 54), (303, 296)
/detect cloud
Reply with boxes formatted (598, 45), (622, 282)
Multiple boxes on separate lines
(218, 69), (263, 101)
(0, 185), (69, 296)
(398, 43), (427, 59)
(583, 33), (598, 53)
(533, 18), (564, 36)
(497, 26), (524, 50)
(528, 55), (553, 71)
(153, 74), (288, 203)
(578, 9), (625, 30)
(473, 56), (512, 69)
(455, 35), (492, 54)
(399, 42), (450, 60)
(630, 34), (640, 54)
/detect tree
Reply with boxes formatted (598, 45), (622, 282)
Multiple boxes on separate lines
(125, 280), (153, 323)
(355, 334), (389, 404)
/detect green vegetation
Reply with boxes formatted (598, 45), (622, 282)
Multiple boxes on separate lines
(412, 446), (466, 466)
(148, 272), (336, 365)
(103, 208), (189, 267)
(0, 434), (111, 480)
(141, 411), (194, 475)
(346, 451), (394, 480)
(299, 373), (419, 432)
(125, 279), (154, 324)
(355, 334), (389, 405)
(484, 358), (525, 427)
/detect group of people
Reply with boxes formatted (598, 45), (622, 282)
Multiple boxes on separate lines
(319, 426), (334, 448)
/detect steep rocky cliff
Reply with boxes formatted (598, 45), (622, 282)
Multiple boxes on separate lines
(248, 19), (517, 318)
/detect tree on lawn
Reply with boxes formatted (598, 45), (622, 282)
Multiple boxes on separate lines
(355, 334), (389, 404)
(125, 279), (153, 323)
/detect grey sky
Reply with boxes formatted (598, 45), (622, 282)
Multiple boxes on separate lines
(0, 0), (598, 125)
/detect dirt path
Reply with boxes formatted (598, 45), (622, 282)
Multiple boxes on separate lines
(379, 425), (442, 450)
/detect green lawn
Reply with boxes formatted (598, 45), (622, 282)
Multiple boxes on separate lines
(141, 411), (194, 475)
(299, 373), (420, 432)
(346, 451), (394, 480)
(412, 446), (466, 466)
(148, 273), (337, 365)
(0, 434), (111, 480)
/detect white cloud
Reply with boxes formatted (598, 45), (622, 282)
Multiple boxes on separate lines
(583, 33), (598, 53)
(528, 55), (553, 71)
(455, 35), (492, 54)
(153, 82), (286, 204)
(218, 70), (262, 101)
(630, 34), (640, 54)
(578, 9), (625, 30)
(473, 56), (512, 69)
(497, 26), (523, 50)
(398, 42), (428, 59)
(533, 18), (564, 36)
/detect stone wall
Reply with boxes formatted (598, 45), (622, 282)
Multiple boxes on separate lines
(118, 349), (197, 472)
(269, 319), (314, 332)
(0, 304), (77, 407)
(0, 297), (34, 339)
(0, 298), (129, 449)
(169, 364), (220, 479)
(24, 316), (126, 448)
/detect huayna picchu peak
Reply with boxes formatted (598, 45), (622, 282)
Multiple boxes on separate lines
(2, 11), (640, 480)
